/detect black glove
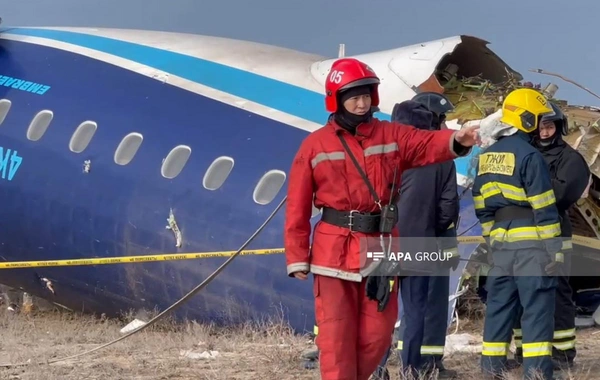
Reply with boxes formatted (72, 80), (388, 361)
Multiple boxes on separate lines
(365, 276), (392, 312)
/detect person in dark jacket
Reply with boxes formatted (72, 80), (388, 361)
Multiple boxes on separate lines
(510, 101), (591, 371)
(373, 92), (460, 380)
(475, 88), (562, 380)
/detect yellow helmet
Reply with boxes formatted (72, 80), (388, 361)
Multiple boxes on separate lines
(500, 88), (555, 133)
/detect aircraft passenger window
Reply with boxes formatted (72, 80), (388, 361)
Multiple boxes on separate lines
(253, 169), (286, 205)
(0, 99), (11, 126)
(114, 132), (143, 165)
(69, 121), (98, 153)
(26, 110), (53, 141)
(161, 145), (192, 179)
(203, 156), (234, 190)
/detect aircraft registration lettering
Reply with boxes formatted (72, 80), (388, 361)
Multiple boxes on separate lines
(0, 147), (23, 181)
(478, 152), (515, 176)
(0, 75), (51, 95)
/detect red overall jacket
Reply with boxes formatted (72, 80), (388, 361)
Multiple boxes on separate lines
(284, 117), (467, 282)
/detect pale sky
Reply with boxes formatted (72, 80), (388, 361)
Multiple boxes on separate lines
(3, 0), (599, 107)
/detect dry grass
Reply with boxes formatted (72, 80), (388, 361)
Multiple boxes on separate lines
(0, 290), (599, 380)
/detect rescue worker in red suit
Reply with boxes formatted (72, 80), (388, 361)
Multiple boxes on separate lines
(284, 57), (479, 380)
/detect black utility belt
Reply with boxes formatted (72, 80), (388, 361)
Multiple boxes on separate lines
(321, 206), (398, 234)
(494, 206), (534, 222)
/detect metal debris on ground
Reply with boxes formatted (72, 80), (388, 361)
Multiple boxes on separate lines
(179, 349), (220, 360)
(120, 319), (147, 334)
(443, 73), (600, 180)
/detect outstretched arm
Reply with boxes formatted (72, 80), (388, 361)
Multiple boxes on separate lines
(393, 122), (473, 171)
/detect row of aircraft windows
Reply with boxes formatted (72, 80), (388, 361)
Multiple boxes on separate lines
(0, 100), (289, 206)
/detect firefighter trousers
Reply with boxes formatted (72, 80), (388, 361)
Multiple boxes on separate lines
(386, 275), (430, 377)
(513, 249), (576, 366)
(371, 275), (430, 379)
(395, 271), (450, 371)
(313, 274), (398, 380)
(481, 247), (557, 380)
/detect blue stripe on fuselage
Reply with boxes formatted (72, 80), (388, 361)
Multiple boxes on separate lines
(1, 27), (477, 177)
(2, 28), (337, 125)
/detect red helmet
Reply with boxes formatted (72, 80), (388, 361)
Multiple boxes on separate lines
(325, 58), (380, 113)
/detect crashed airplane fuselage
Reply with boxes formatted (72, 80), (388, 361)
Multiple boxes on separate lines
(0, 26), (598, 331)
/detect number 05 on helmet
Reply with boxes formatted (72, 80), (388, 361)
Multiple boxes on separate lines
(325, 58), (380, 113)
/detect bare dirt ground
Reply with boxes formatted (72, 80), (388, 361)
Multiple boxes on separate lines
(0, 290), (599, 380)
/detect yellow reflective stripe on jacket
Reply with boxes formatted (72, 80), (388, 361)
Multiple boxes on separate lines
(562, 240), (573, 250)
(478, 182), (556, 211)
(522, 342), (552, 357)
(481, 221), (493, 236)
(490, 223), (561, 244)
(314, 325), (318, 335)
(482, 342), (509, 356)
(537, 223), (562, 238)
(474, 195), (484, 210)
(479, 182), (527, 202)
(527, 189), (556, 210)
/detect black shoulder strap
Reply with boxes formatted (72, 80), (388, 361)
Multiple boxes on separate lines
(337, 133), (382, 207)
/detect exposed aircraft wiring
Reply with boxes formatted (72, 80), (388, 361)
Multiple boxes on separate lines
(530, 68), (600, 102)
(450, 309), (460, 335)
(456, 177), (477, 236)
(458, 221), (478, 237)
(0, 195), (288, 368)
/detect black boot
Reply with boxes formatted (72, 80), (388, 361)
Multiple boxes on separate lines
(437, 368), (458, 379)
(301, 349), (318, 370)
(423, 362), (458, 379)
(505, 358), (522, 370)
(552, 357), (574, 371)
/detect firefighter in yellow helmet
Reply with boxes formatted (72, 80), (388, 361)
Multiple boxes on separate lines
(472, 88), (563, 380)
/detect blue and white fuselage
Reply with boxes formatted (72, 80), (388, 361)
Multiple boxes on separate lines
(0, 27), (518, 332)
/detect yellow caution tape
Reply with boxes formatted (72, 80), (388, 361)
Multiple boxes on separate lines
(0, 248), (286, 269)
(456, 236), (487, 244)
(0, 234), (599, 270)
(572, 235), (600, 249)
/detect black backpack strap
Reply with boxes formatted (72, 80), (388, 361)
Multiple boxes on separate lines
(337, 134), (382, 208)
